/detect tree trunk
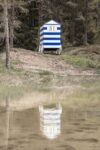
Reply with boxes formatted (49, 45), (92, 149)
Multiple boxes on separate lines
(84, 0), (88, 45)
(70, 20), (75, 45)
(96, 0), (99, 29)
(10, 0), (14, 49)
(38, 1), (41, 51)
(4, 0), (10, 69)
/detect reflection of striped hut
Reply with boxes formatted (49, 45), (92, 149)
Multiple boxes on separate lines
(39, 104), (62, 139)
(39, 20), (62, 54)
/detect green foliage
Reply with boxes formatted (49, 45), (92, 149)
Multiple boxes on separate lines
(0, 0), (100, 50)
(38, 0), (100, 47)
(14, 0), (38, 50)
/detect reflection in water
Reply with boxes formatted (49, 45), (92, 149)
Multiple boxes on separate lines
(6, 98), (10, 150)
(39, 104), (62, 139)
(5, 98), (11, 150)
(5, 98), (14, 150)
(0, 100), (100, 150)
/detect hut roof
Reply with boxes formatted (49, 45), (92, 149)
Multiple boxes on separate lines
(44, 20), (60, 25)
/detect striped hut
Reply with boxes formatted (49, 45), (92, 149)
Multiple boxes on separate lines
(39, 20), (62, 54)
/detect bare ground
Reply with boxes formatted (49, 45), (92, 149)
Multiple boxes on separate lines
(0, 48), (100, 111)
(1, 48), (96, 75)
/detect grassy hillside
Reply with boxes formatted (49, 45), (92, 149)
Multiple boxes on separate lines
(62, 45), (100, 71)
(0, 46), (100, 87)
(0, 45), (100, 101)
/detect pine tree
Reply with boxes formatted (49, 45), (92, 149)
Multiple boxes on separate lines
(0, 0), (5, 50)
(0, 0), (100, 53)
(8, 0), (28, 49)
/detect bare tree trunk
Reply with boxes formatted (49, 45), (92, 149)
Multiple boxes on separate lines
(38, 0), (43, 51)
(70, 20), (75, 45)
(38, 1), (41, 51)
(10, 0), (14, 49)
(96, 0), (99, 29)
(84, 0), (88, 45)
(4, 0), (10, 69)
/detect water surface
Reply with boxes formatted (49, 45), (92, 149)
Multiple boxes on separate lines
(0, 75), (100, 150)
(0, 102), (100, 150)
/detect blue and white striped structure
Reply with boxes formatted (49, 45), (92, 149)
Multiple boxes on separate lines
(39, 104), (62, 139)
(39, 20), (62, 54)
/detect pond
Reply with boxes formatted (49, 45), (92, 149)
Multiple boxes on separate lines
(0, 102), (100, 150)
(0, 75), (100, 150)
